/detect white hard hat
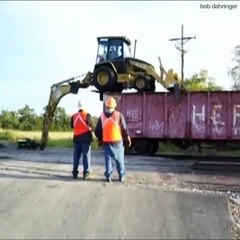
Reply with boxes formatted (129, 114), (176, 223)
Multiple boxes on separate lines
(78, 100), (83, 109)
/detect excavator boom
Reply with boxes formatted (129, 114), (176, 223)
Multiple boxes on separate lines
(128, 56), (184, 90)
(158, 56), (183, 88)
(40, 72), (92, 150)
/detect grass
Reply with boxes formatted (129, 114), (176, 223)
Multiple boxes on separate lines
(0, 129), (72, 141)
(0, 130), (13, 141)
(158, 142), (183, 153)
(0, 129), (239, 155)
(47, 138), (100, 149)
(0, 129), (100, 150)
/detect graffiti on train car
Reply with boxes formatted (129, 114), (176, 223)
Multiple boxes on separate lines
(125, 109), (143, 135)
(191, 104), (240, 137)
(126, 109), (142, 123)
(233, 105), (240, 135)
(168, 107), (185, 137)
(149, 120), (164, 131)
(192, 105), (206, 134)
(211, 105), (226, 136)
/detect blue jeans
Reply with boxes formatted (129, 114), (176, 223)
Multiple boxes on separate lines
(72, 142), (91, 176)
(103, 142), (125, 179)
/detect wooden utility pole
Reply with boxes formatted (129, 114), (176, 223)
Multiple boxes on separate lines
(169, 25), (196, 81)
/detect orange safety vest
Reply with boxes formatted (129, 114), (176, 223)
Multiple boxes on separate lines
(101, 111), (122, 142)
(73, 111), (90, 136)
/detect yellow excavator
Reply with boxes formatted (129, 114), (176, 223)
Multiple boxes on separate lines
(40, 36), (184, 150)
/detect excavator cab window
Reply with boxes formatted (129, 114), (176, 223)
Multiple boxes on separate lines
(107, 39), (127, 73)
(96, 37), (132, 64)
(96, 39), (108, 63)
(108, 45), (120, 61)
(123, 41), (131, 58)
(108, 38), (132, 60)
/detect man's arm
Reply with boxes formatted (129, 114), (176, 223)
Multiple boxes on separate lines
(86, 113), (95, 132)
(70, 116), (74, 129)
(119, 113), (131, 147)
(119, 113), (129, 138)
(94, 117), (103, 141)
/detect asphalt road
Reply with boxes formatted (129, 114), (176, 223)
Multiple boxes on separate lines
(0, 147), (235, 239)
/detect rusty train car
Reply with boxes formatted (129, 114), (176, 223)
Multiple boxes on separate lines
(107, 91), (240, 155)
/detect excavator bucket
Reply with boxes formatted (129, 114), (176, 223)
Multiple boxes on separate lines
(158, 56), (184, 101)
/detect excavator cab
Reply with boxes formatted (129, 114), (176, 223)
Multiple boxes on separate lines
(92, 36), (184, 94)
(93, 36), (157, 93)
(93, 36), (134, 92)
(96, 36), (132, 64)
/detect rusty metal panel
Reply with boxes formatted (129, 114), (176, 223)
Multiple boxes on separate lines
(116, 93), (166, 138)
(188, 91), (240, 140)
(166, 94), (187, 139)
(231, 92), (240, 139)
(114, 91), (240, 141)
(208, 92), (228, 139)
(145, 93), (165, 138)
(116, 93), (144, 138)
(188, 92), (208, 139)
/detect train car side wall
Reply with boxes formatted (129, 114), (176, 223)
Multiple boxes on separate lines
(111, 91), (240, 140)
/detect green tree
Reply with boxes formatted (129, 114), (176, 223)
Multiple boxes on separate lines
(35, 115), (44, 131)
(52, 107), (71, 131)
(184, 69), (223, 91)
(0, 105), (98, 132)
(18, 105), (37, 131)
(0, 110), (19, 129)
(229, 45), (240, 90)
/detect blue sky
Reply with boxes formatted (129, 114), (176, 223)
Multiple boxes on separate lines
(0, 1), (239, 117)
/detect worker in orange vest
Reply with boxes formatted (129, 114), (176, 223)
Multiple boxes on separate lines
(71, 100), (95, 179)
(95, 96), (131, 183)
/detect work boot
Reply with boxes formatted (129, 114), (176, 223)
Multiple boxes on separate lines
(72, 170), (79, 179)
(119, 175), (126, 182)
(106, 177), (112, 183)
(83, 171), (90, 180)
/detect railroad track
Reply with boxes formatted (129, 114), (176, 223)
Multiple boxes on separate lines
(191, 161), (240, 172)
(127, 152), (240, 172)
(183, 181), (240, 192)
(168, 154), (240, 173)
(150, 153), (240, 162)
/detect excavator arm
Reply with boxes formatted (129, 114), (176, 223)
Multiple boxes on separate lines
(155, 57), (183, 89)
(158, 57), (183, 89)
(40, 72), (93, 150)
(128, 56), (184, 91)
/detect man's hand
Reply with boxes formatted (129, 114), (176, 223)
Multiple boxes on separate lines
(91, 131), (97, 140)
(98, 140), (103, 147)
(127, 135), (131, 147)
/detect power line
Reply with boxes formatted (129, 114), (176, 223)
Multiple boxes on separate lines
(169, 25), (196, 81)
